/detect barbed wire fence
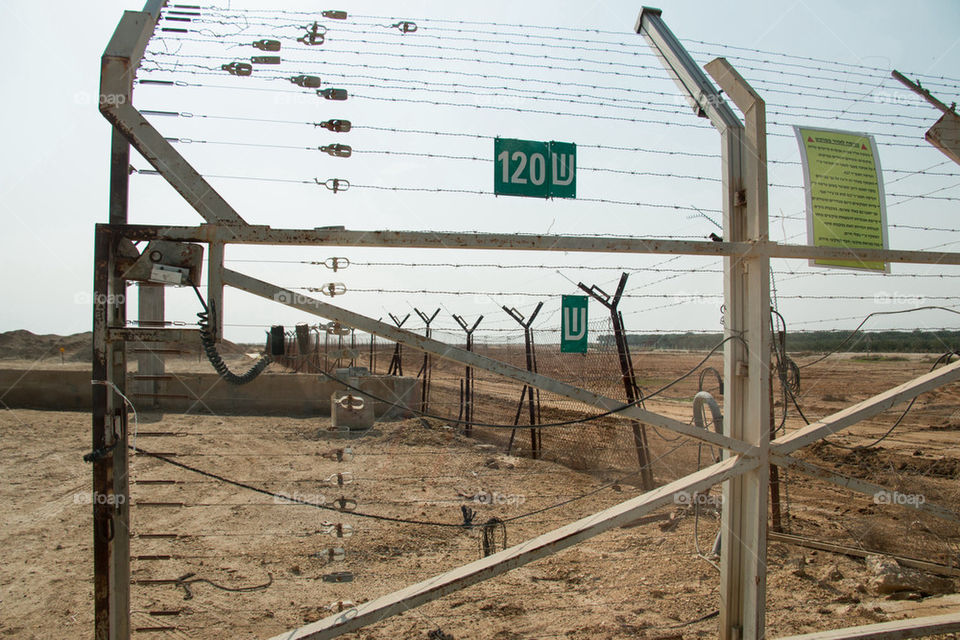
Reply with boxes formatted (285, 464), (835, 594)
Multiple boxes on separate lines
(114, 4), (960, 638)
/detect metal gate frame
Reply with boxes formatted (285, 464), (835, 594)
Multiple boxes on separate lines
(92, 4), (960, 639)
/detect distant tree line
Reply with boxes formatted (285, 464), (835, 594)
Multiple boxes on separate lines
(596, 330), (960, 353)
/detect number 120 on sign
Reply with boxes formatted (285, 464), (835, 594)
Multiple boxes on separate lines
(494, 138), (576, 199)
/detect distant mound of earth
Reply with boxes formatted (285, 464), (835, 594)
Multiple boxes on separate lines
(0, 329), (250, 363)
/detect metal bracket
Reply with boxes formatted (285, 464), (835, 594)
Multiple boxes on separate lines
(221, 61), (252, 76)
(322, 10), (347, 20)
(320, 144), (352, 158)
(291, 74), (323, 88)
(252, 39), (281, 51)
(316, 178), (350, 193)
(317, 119), (352, 132)
(298, 21), (326, 45)
(390, 21), (417, 33)
(317, 88), (348, 101)
(314, 282), (347, 297)
(323, 256), (350, 271)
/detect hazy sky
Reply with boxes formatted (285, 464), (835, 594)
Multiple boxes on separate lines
(1, 0), (958, 343)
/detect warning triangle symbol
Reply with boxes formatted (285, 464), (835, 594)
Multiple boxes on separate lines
(808, 137), (814, 142)
(861, 144), (867, 150)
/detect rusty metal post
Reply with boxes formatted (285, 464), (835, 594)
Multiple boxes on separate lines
(387, 313), (409, 376)
(503, 303), (543, 458)
(95, 4), (167, 639)
(414, 308), (440, 413)
(453, 314), (483, 437)
(769, 355), (782, 532)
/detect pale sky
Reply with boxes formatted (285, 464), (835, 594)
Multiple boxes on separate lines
(1, 0), (958, 344)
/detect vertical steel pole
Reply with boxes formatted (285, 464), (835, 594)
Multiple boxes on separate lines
(96, 4), (168, 639)
(639, 10), (770, 638)
(706, 57), (771, 640)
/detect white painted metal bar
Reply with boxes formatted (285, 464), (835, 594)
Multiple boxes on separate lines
(113, 225), (960, 266)
(705, 55), (772, 640)
(265, 454), (758, 640)
(774, 612), (960, 640)
(771, 359), (960, 455)
(770, 453), (959, 522)
(222, 269), (752, 454)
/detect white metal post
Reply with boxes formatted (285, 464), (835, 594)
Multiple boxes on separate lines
(638, 10), (771, 638)
(707, 57), (772, 640)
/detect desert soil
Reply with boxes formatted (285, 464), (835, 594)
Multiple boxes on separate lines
(1, 345), (959, 639)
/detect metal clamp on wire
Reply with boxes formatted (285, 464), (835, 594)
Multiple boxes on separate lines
(323, 321), (352, 336)
(322, 571), (354, 583)
(221, 61), (252, 76)
(333, 496), (358, 512)
(328, 600), (355, 613)
(315, 177), (349, 193)
(322, 446), (354, 462)
(322, 10), (347, 19)
(324, 256), (350, 272)
(298, 21), (326, 45)
(250, 55), (281, 64)
(321, 521), (354, 538)
(320, 144), (352, 158)
(317, 119), (351, 132)
(326, 472), (354, 487)
(252, 39), (281, 51)
(290, 74), (322, 88)
(313, 282), (347, 297)
(335, 394), (365, 411)
(314, 547), (346, 562)
(390, 21), (417, 33)
(317, 88), (348, 101)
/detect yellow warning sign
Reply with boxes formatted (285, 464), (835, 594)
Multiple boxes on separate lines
(795, 126), (889, 272)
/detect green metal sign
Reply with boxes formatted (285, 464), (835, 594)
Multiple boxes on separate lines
(494, 138), (576, 199)
(560, 295), (588, 353)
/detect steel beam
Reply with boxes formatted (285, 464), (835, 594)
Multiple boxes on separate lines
(774, 612), (960, 640)
(706, 56), (771, 640)
(266, 454), (758, 640)
(108, 224), (960, 266)
(95, 4), (168, 639)
(222, 269), (752, 454)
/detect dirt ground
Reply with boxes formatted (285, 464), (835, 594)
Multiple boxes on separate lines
(1, 349), (959, 639)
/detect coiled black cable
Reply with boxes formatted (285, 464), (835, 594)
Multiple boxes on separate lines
(192, 283), (272, 385)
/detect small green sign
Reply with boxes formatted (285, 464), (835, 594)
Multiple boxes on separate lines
(494, 138), (576, 199)
(561, 295), (588, 353)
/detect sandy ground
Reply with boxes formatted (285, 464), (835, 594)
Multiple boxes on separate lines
(1, 351), (959, 639)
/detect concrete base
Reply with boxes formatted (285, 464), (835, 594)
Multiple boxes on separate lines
(0, 369), (420, 418)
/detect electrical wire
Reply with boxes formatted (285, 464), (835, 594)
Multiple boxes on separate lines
(798, 307), (960, 369)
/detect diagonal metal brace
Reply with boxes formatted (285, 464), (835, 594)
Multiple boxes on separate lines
(99, 11), (247, 226)
(222, 269), (752, 454)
